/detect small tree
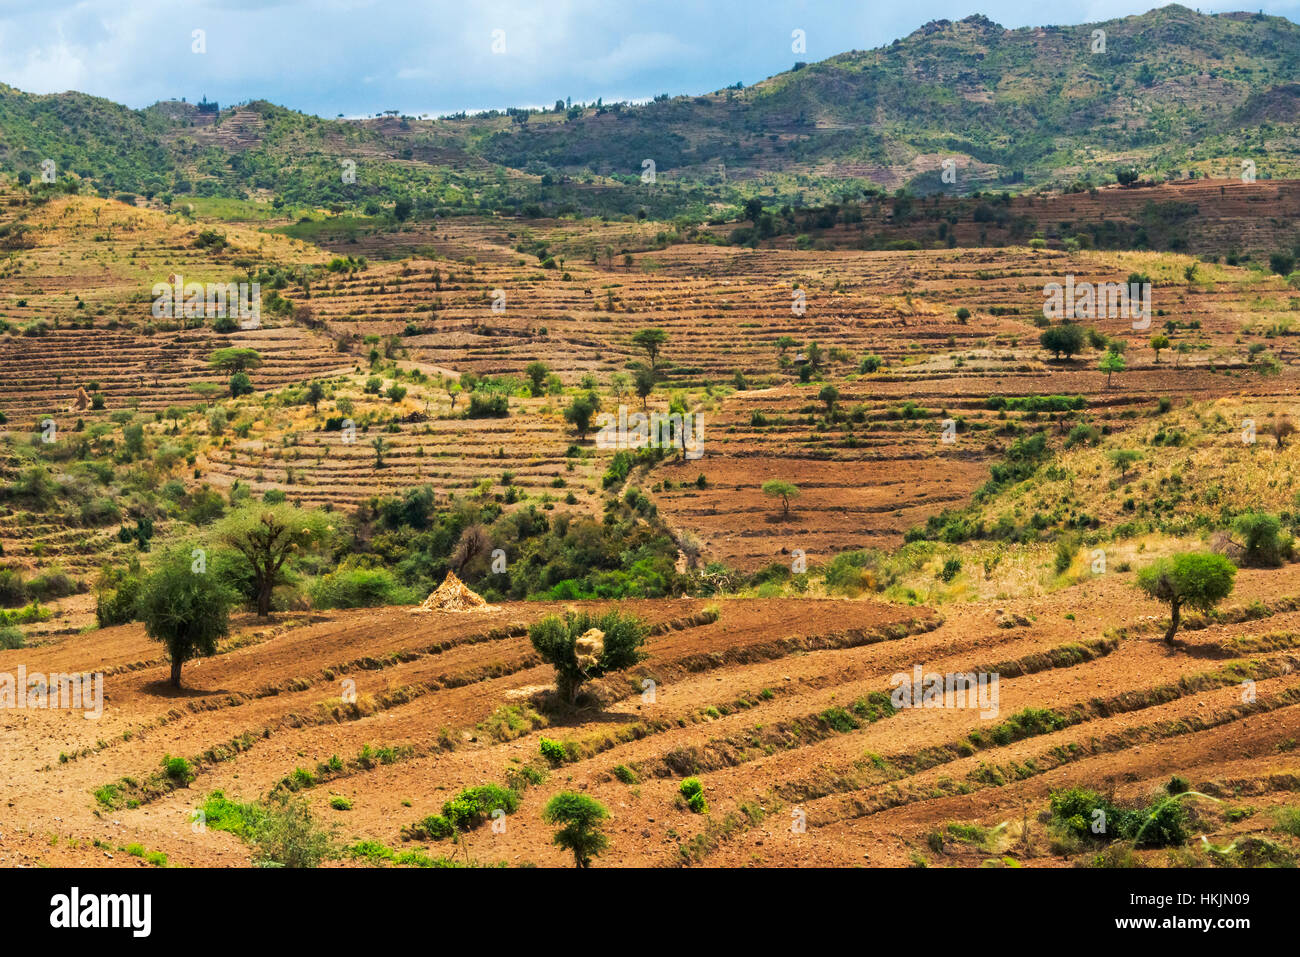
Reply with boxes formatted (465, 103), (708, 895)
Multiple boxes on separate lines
(528, 609), (648, 705)
(818, 384), (839, 418)
(543, 792), (609, 868)
(229, 372), (254, 397)
(1040, 323), (1085, 360)
(371, 436), (389, 468)
(633, 366), (656, 410)
(564, 391), (600, 440)
(631, 328), (668, 373)
(775, 335), (799, 357)
(1272, 416), (1297, 449)
(212, 504), (333, 617)
(1100, 351), (1126, 386)
(306, 381), (325, 411)
(525, 361), (550, 396)
(1110, 448), (1141, 482)
(1150, 334), (1170, 362)
(137, 547), (234, 687)
(1137, 552), (1236, 643)
(762, 479), (800, 519)
(208, 347), (262, 374)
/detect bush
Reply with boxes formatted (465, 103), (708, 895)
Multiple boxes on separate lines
(251, 794), (335, 868)
(679, 777), (708, 814)
(329, 796), (353, 811)
(309, 567), (414, 609)
(95, 562), (143, 627)
(465, 393), (509, 418)
(0, 625), (24, 650)
(539, 738), (566, 765)
(1232, 512), (1290, 568)
(26, 568), (80, 602)
(162, 755), (195, 785)
(441, 784), (520, 830)
(0, 567), (28, 607)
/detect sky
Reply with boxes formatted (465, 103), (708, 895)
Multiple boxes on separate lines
(0, 0), (1296, 117)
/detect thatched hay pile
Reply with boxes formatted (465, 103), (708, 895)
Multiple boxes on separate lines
(414, 571), (500, 612)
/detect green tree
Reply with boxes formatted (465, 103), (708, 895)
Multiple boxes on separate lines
(528, 609), (648, 705)
(212, 504), (334, 617)
(1136, 552), (1236, 644)
(818, 384), (839, 417)
(1100, 350), (1126, 386)
(137, 546), (235, 686)
(305, 381), (325, 411)
(208, 347), (262, 374)
(775, 335), (799, 357)
(229, 372), (254, 397)
(1040, 323), (1085, 359)
(1110, 448), (1141, 482)
(634, 366), (656, 410)
(631, 328), (668, 373)
(762, 479), (800, 519)
(525, 361), (550, 396)
(372, 436), (389, 468)
(543, 792), (609, 868)
(564, 391), (600, 440)
(1150, 334), (1170, 362)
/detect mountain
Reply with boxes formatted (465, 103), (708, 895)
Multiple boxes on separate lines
(0, 5), (1297, 216)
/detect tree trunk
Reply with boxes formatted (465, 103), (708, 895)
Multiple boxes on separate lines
(1164, 597), (1181, 644)
(257, 578), (272, 618)
(170, 657), (183, 688)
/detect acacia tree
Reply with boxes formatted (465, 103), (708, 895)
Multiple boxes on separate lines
(208, 347), (262, 374)
(1137, 552), (1236, 644)
(631, 328), (667, 373)
(213, 504), (333, 617)
(543, 792), (609, 868)
(762, 479), (800, 519)
(137, 546), (235, 687)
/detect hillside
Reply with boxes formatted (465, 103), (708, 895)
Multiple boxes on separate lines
(1, 6), (1298, 217)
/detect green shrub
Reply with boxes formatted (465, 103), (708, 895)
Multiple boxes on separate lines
(679, 777), (708, 813)
(162, 755), (195, 785)
(309, 567), (415, 609)
(251, 794), (335, 868)
(539, 738), (566, 765)
(0, 624), (23, 649)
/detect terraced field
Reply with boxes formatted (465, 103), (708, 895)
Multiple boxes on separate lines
(3, 562), (1299, 868)
(4, 184), (1300, 869)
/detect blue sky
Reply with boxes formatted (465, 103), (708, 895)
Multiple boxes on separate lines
(0, 0), (1296, 116)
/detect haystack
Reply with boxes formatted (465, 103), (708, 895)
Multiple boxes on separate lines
(415, 570), (499, 613)
(574, 628), (605, 672)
